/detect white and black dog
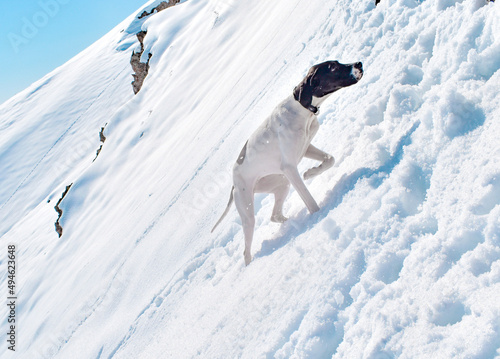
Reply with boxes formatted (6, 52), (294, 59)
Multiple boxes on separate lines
(212, 61), (363, 265)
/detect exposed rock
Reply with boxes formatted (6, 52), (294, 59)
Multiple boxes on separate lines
(136, 30), (147, 47)
(99, 125), (106, 143)
(54, 183), (73, 238)
(138, 0), (180, 19)
(131, 31), (152, 94)
(132, 2), (181, 93)
(93, 124), (107, 162)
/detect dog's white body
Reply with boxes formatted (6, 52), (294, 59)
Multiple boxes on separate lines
(212, 61), (363, 265)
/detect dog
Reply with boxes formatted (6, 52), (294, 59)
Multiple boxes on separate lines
(212, 60), (363, 265)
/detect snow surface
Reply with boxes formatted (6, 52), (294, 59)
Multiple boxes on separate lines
(1, 0), (499, 357)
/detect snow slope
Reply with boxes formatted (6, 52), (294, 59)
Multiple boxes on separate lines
(1, 0), (499, 357)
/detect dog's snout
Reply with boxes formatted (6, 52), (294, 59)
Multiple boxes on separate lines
(351, 62), (363, 81)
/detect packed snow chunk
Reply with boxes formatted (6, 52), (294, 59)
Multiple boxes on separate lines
(433, 87), (485, 138)
(400, 64), (424, 85)
(443, 229), (484, 264)
(370, 250), (406, 285)
(436, 0), (465, 11)
(467, 243), (500, 277)
(363, 96), (388, 126)
(485, 206), (500, 247)
(430, 298), (469, 327)
(322, 217), (342, 239)
(471, 174), (500, 216)
(397, 160), (430, 216)
(386, 85), (422, 120)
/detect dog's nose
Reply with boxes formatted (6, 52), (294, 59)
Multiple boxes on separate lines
(352, 62), (363, 81)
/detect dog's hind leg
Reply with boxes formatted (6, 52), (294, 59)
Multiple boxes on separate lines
(303, 144), (335, 180)
(255, 174), (290, 223)
(233, 179), (256, 265)
(256, 176), (289, 223)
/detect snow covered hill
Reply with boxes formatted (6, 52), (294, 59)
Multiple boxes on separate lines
(1, 0), (499, 357)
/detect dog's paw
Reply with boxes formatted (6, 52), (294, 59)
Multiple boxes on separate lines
(303, 168), (318, 180)
(308, 202), (320, 214)
(271, 214), (288, 223)
(244, 250), (252, 266)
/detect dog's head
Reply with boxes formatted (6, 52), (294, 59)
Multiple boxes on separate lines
(293, 61), (363, 112)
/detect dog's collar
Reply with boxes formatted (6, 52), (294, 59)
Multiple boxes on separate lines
(293, 93), (319, 115)
(307, 105), (319, 115)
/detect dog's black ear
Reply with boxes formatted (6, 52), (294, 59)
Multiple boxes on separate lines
(293, 68), (318, 113)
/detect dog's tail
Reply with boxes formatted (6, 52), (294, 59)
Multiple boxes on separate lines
(211, 186), (235, 233)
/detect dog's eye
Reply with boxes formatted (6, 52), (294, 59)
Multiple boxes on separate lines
(329, 61), (339, 70)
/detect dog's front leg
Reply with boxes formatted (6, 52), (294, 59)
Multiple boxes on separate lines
(281, 163), (320, 214)
(278, 127), (320, 214)
(303, 144), (335, 180)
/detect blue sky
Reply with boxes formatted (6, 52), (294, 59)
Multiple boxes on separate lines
(0, 0), (147, 105)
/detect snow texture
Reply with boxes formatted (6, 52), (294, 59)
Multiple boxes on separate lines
(1, 0), (499, 358)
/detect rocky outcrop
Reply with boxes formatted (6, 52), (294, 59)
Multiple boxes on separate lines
(131, 1), (181, 94)
(131, 31), (152, 94)
(54, 183), (73, 238)
(138, 0), (180, 19)
(93, 124), (107, 162)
